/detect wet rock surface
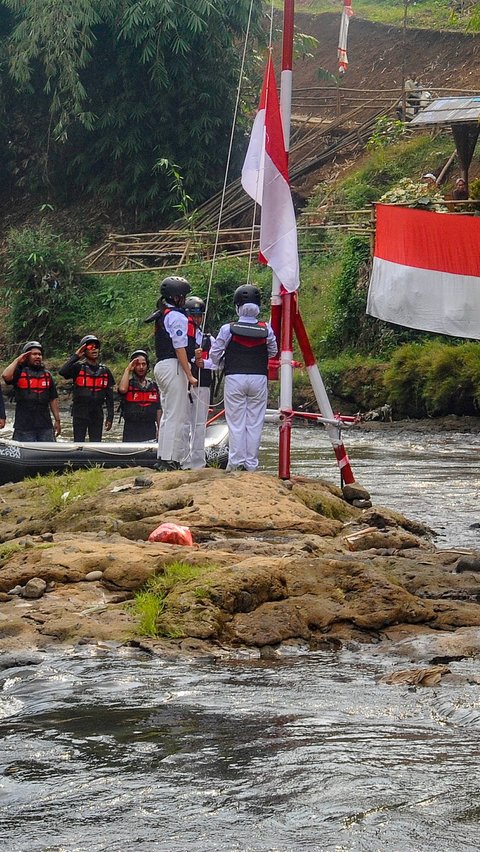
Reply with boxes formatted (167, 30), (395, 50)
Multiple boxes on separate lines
(0, 468), (478, 658)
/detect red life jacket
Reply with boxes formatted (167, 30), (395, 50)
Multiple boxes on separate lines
(122, 377), (160, 421)
(73, 364), (110, 402)
(15, 367), (53, 405)
(224, 321), (268, 376)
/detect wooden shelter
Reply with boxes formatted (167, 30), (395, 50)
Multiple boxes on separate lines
(410, 96), (480, 191)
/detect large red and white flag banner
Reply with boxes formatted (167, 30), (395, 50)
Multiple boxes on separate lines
(338, 0), (353, 74)
(241, 55), (300, 292)
(367, 204), (480, 340)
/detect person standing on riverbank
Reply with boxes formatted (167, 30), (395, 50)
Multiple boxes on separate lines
(196, 284), (277, 472)
(2, 341), (61, 441)
(144, 276), (198, 471)
(59, 335), (114, 442)
(118, 350), (161, 442)
(182, 296), (215, 469)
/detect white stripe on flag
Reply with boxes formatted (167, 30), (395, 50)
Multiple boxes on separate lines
(241, 108), (265, 206)
(261, 151), (299, 291)
(367, 256), (480, 340)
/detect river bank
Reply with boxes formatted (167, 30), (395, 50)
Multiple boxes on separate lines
(0, 466), (479, 666)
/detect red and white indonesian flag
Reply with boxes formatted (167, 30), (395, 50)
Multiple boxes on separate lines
(241, 56), (300, 292)
(367, 204), (480, 340)
(338, 0), (353, 74)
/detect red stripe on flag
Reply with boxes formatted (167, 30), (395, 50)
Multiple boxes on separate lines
(375, 204), (480, 277)
(264, 56), (289, 183)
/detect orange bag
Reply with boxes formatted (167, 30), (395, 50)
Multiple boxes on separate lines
(148, 522), (194, 546)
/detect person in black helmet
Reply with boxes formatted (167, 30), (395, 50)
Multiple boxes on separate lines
(182, 295), (216, 468)
(59, 334), (115, 441)
(2, 341), (61, 441)
(196, 284), (277, 472)
(118, 350), (161, 442)
(144, 276), (197, 470)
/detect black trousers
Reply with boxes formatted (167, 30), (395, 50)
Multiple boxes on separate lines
(73, 411), (104, 442)
(122, 420), (157, 443)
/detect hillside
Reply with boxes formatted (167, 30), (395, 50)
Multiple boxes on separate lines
(1, 13), (479, 246)
(294, 12), (480, 90)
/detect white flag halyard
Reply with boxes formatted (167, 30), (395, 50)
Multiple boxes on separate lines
(367, 204), (480, 340)
(338, 0), (353, 74)
(241, 56), (300, 292)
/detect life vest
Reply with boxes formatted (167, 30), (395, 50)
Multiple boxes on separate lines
(192, 333), (213, 388)
(224, 321), (269, 376)
(186, 317), (197, 363)
(15, 367), (53, 405)
(121, 377), (160, 421)
(73, 363), (110, 403)
(154, 306), (186, 361)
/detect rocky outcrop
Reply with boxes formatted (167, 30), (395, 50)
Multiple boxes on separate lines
(0, 468), (478, 657)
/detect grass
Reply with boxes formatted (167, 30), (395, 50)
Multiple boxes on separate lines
(24, 466), (129, 512)
(0, 541), (24, 566)
(273, 0), (470, 31)
(131, 561), (216, 638)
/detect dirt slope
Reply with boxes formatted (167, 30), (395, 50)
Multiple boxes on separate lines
(294, 12), (480, 90)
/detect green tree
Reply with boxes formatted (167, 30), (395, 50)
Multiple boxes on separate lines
(0, 0), (264, 219)
(5, 223), (85, 351)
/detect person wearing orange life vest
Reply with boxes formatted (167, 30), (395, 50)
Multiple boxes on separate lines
(196, 285), (277, 472)
(118, 349), (161, 442)
(144, 276), (197, 471)
(2, 341), (61, 441)
(59, 334), (114, 441)
(182, 296), (216, 469)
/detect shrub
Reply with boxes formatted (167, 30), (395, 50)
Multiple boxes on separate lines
(383, 341), (480, 417)
(4, 223), (86, 352)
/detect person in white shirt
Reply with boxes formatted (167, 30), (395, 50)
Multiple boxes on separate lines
(144, 276), (197, 471)
(182, 296), (216, 469)
(197, 284), (277, 472)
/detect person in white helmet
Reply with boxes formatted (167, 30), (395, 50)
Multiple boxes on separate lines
(144, 276), (197, 471)
(196, 284), (277, 472)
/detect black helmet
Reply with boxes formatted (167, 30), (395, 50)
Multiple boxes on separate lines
(185, 296), (205, 316)
(22, 340), (43, 355)
(80, 334), (101, 348)
(130, 349), (149, 367)
(160, 276), (191, 301)
(233, 284), (261, 307)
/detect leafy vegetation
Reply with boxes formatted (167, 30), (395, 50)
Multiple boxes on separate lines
(131, 561), (214, 637)
(379, 177), (449, 211)
(0, 0), (264, 220)
(4, 223), (86, 352)
(273, 0), (473, 31)
(384, 341), (480, 416)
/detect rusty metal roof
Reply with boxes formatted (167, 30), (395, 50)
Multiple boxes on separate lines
(410, 96), (480, 126)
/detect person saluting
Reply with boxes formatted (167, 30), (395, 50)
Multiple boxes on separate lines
(2, 341), (61, 441)
(118, 349), (160, 442)
(196, 284), (277, 472)
(144, 276), (197, 471)
(59, 334), (114, 442)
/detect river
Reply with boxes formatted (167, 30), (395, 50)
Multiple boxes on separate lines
(1, 419), (479, 851)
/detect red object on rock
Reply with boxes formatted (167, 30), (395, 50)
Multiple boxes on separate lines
(148, 523), (194, 546)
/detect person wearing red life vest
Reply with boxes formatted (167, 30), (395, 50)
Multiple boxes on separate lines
(182, 296), (216, 469)
(144, 276), (197, 471)
(118, 349), (161, 442)
(196, 285), (277, 472)
(59, 334), (115, 441)
(2, 341), (61, 441)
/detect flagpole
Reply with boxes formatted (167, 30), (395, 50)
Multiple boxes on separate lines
(277, 0), (296, 479)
